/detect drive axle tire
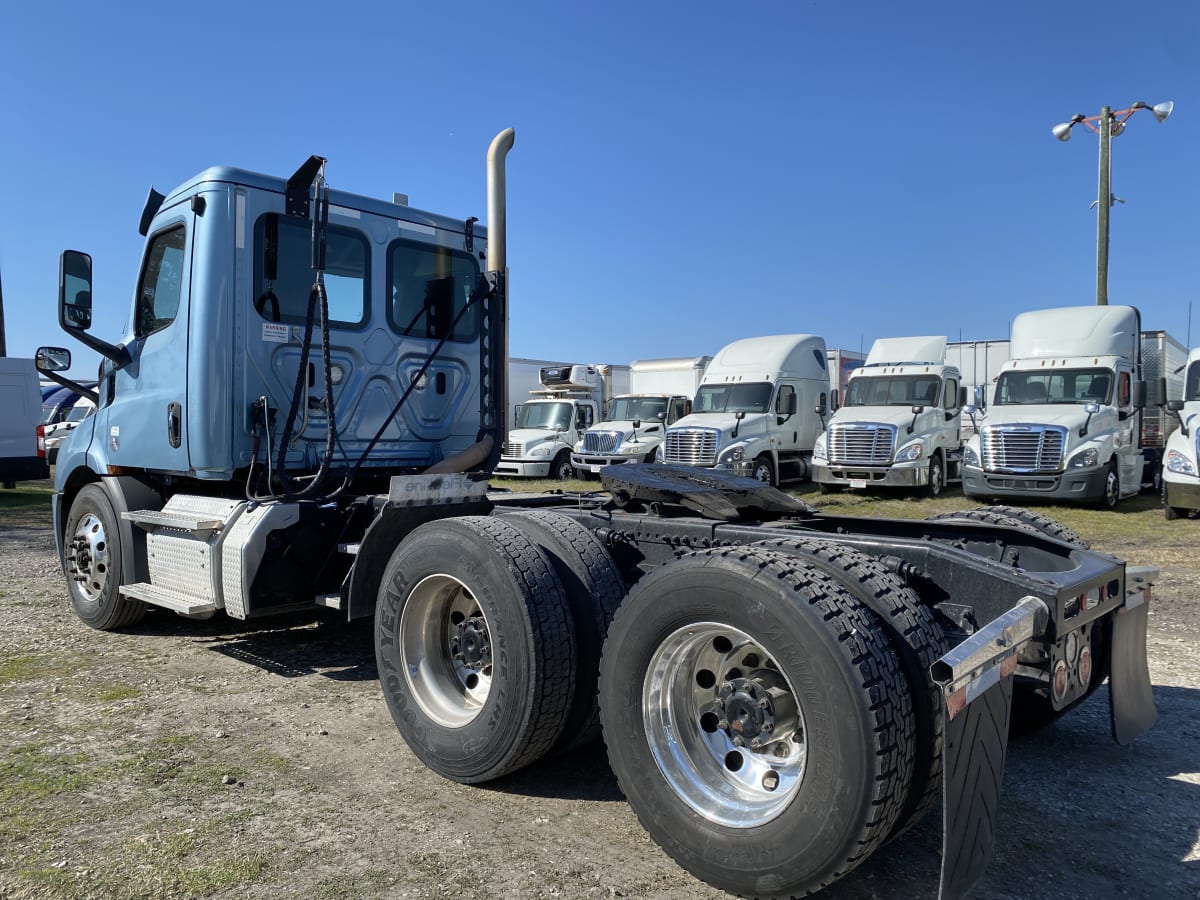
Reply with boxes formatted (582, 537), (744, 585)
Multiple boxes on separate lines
(63, 484), (146, 630)
(375, 516), (576, 783)
(965, 505), (1089, 548)
(500, 510), (625, 752)
(752, 536), (948, 838)
(599, 546), (914, 897)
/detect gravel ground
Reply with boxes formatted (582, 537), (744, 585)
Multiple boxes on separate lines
(1, 493), (1197, 900)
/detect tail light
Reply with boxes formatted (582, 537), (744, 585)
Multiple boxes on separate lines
(36, 424), (47, 458)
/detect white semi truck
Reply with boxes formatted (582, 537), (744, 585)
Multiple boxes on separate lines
(1162, 346), (1200, 519)
(813, 336), (964, 497)
(494, 362), (630, 479)
(570, 356), (710, 474)
(961, 305), (1185, 510)
(660, 334), (828, 486)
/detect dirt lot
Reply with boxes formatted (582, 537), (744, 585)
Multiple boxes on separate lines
(1, 483), (1198, 900)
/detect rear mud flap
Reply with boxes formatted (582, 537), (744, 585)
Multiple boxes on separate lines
(1109, 566), (1158, 745)
(931, 597), (1044, 900)
(938, 677), (1013, 900)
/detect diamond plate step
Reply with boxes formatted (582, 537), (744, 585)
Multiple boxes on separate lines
(121, 581), (218, 615)
(123, 509), (225, 533)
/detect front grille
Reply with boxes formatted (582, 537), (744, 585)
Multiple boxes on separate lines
(582, 431), (621, 454)
(828, 423), (896, 465)
(980, 425), (1066, 472)
(663, 428), (719, 466)
(501, 442), (522, 458)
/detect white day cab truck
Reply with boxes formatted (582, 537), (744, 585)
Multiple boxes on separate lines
(1162, 346), (1200, 519)
(35, 130), (1162, 899)
(813, 336), (964, 497)
(570, 355), (711, 474)
(961, 305), (1184, 510)
(0, 357), (51, 487)
(493, 362), (630, 479)
(659, 334), (829, 486)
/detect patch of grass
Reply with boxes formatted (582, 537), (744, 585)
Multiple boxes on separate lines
(92, 684), (144, 703)
(0, 480), (54, 511)
(0, 742), (100, 845)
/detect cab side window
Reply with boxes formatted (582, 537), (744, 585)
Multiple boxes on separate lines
(136, 226), (186, 338)
(775, 384), (796, 415)
(944, 378), (958, 409)
(1118, 372), (1131, 407)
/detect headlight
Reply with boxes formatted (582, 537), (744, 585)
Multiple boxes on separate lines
(964, 445), (979, 467)
(1068, 448), (1099, 469)
(720, 446), (746, 464)
(530, 445), (552, 458)
(655, 445), (664, 462)
(895, 443), (923, 462)
(813, 436), (827, 461)
(1167, 449), (1197, 476)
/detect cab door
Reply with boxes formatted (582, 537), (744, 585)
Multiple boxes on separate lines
(1115, 368), (1141, 494)
(95, 218), (192, 473)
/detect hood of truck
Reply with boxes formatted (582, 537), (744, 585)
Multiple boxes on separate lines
(980, 404), (1115, 433)
(669, 411), (770, 438)
(504, 428), (565, 452)
(585, 420), (664, 441)
(830, 405), (946, 431)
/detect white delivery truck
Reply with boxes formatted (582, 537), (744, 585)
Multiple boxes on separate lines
(961, 305), (1184, 509)
(0, 357), (50, 487)
(1162, 346), (1200, 519)
(571, 356), (711, 473)
(813, 336), (964, 497)
(660, 334), (828, 486)
(494, 362), (631, 479)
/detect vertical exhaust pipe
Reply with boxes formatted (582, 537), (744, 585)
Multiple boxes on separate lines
(487, 128), (515, 273)
(452, 127), (512, 475)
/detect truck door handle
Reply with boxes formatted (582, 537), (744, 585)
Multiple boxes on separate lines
(167, 402), (182, 448)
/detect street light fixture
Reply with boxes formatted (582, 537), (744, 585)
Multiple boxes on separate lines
(1051, 100), (1174, 305)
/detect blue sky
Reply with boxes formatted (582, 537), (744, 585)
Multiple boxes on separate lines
(2, 0), (1197, 376)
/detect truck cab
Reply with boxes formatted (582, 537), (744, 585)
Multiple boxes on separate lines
(571, 393), (690, 473)
(961, 305), (1145, 509)
(660, 334), (827, 486)
(1162, 346), (1200, 519)
(813, 336), (962, 496)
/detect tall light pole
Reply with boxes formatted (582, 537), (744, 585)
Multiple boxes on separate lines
(1052, 100), (1173, 305)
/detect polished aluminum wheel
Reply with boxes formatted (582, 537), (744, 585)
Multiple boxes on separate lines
(643, 622), (807, 827)
(399, 573), (493, 727)
(68, 512), (111, 603)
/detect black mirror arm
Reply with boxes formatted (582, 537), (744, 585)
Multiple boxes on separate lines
(39, 369), (99, 405)
(68, 329), (132, 369)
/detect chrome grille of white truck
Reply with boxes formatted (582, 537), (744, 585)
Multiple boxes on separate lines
(981, 425), (1066, 472)
(828, 423), (896, 465)
(501, 442), (522, 457)
(663, 428), (719, 466)
(583, 431), (622, 454)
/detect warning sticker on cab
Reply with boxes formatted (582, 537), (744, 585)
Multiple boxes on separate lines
(262, 322), (288, 343)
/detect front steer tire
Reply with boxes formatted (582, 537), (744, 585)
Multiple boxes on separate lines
(375, 516), (576, 783)
(599, 546), (914, 898)
(63, 483), (146, 630)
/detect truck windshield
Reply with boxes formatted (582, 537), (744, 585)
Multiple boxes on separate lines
(515, 402), (573, 431)
(608, 397), (668, 422)
(1186, 362), (1200, 402)
(692, 382), (772, 414)
(994, 368), (1112, 405)
(844, 374), (941, 407)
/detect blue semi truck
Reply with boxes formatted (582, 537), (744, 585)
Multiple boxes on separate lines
(37, 130), (1159, 899)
